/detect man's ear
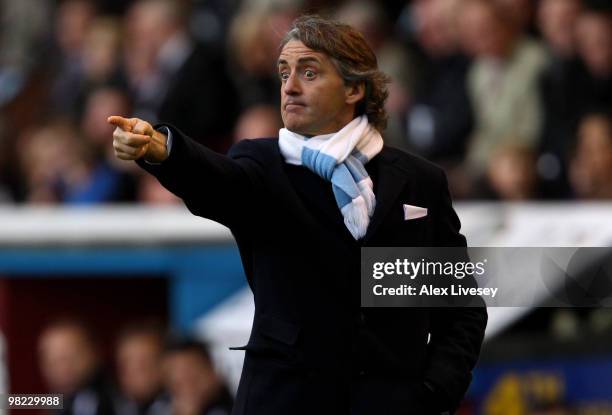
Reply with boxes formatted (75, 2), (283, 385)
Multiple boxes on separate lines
(345, 82), (365, 105)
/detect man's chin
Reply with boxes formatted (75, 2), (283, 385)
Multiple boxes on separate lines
(283, 119), (309, 135)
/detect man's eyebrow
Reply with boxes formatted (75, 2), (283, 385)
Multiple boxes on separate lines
(277, 56), (322, 66)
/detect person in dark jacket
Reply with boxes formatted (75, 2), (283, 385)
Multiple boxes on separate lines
(109, 15), (487, 415)
(38, 319), (117, 415)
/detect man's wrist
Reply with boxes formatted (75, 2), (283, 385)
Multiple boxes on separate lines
(143, 129), (169, 163)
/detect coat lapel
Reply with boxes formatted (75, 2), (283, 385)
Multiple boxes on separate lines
(362, 148), (409, 244)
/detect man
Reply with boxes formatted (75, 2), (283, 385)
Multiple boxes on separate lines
(38, 319), (116, 415)
(114, 323), (168, 415)
(109, 15), (487, 415)
(457, 0), (548, 180)
(162, 337), (234, 415)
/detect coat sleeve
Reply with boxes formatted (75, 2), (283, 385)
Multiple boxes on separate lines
(136, 124), (266, 230)
(424, 169), (488, 411)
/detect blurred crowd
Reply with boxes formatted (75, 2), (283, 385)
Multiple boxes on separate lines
(0, 0), (610, 203)
(38, 319), (233, 415)
(33, 314), (612, 415)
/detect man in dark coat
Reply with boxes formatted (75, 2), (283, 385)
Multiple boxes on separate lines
(109, 15), (487, 415)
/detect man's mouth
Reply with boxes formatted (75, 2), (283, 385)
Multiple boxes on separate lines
(285, 101), (306, 110)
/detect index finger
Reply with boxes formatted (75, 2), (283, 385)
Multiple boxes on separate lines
(107, 115), (134, 132)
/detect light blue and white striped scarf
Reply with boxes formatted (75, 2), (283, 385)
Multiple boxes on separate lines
(279, 115), (384, 239)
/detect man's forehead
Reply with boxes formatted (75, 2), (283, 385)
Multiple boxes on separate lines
(278, 40), (328, 64)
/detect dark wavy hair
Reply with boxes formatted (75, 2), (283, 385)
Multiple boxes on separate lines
(280, 15), (390, 132)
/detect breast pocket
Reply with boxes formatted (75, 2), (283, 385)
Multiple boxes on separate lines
(394, 213), (433, 245)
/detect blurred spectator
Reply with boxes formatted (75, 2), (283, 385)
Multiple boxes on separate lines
(16, 88), (138, 204)
(537, 0), (583, 198)
(539, 0), (583, 58)
(162, 338), (233, 415)
(487, 144), (539, 200)
(65, 86), (137, 204)
(81, 86), (130, 155)
(81, 17), (125, 87)
(188, 0), (239, 47)
(335, 0), (389, 52)
(554, 7), (612, 152)
(401, 0), (473, 164)
(335, 0), (411, 149)
(16, 118), (83, 203)
(574, 8), (612, 115)
(458, 0), (548, 191)
(233, 104), (282, 141)
(0, 0), (52, 105)
(38, 318), (116, 415)
(569, 113), (612, 199)
(538, 5), (611, 199)
(577, 8), (612, 80)
(0, 0), (608, 204)
(494, 0), (535, 34)
(49, 0), (98, 115)
(227, 4), (298, 110)
(124, 0), (239, 153)
(115, 322), (168, 415)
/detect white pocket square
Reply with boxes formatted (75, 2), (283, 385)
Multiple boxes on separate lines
(403, 204), (428, 220)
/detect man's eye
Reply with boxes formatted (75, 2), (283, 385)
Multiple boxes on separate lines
(279, 72), (290, 81)
(304, 70), (316, 79)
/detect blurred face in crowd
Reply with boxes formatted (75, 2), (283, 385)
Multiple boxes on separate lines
(577, 116), (612, 175)
(230, 9), (297, 76)
(487, 145), (537, 200)
(278, 40), (364, 135)
(571, 115), (612, 198)
(413, 0), (460, 56)
(576, 12), (612, 77)
(82, 88), (131, 148)
(335, 0), (387, 52)
(458, 0), (514, 58)
(18, 122), (82, 204)
(126, 0), (180, 60)
(82, 18), (122, 82)
(163, 350), (220, 413)
(495, 0), (532, 31)
(538, 0), (582, 57)
(38, 324), (98, 395)
(117, 334), (163, 403)
(55, 0), (96, 55)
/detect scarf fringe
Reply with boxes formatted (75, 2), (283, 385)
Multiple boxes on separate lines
(341, 196), (370, 239)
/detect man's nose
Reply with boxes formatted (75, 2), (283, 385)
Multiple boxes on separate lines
(283, 72), (301, 95)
